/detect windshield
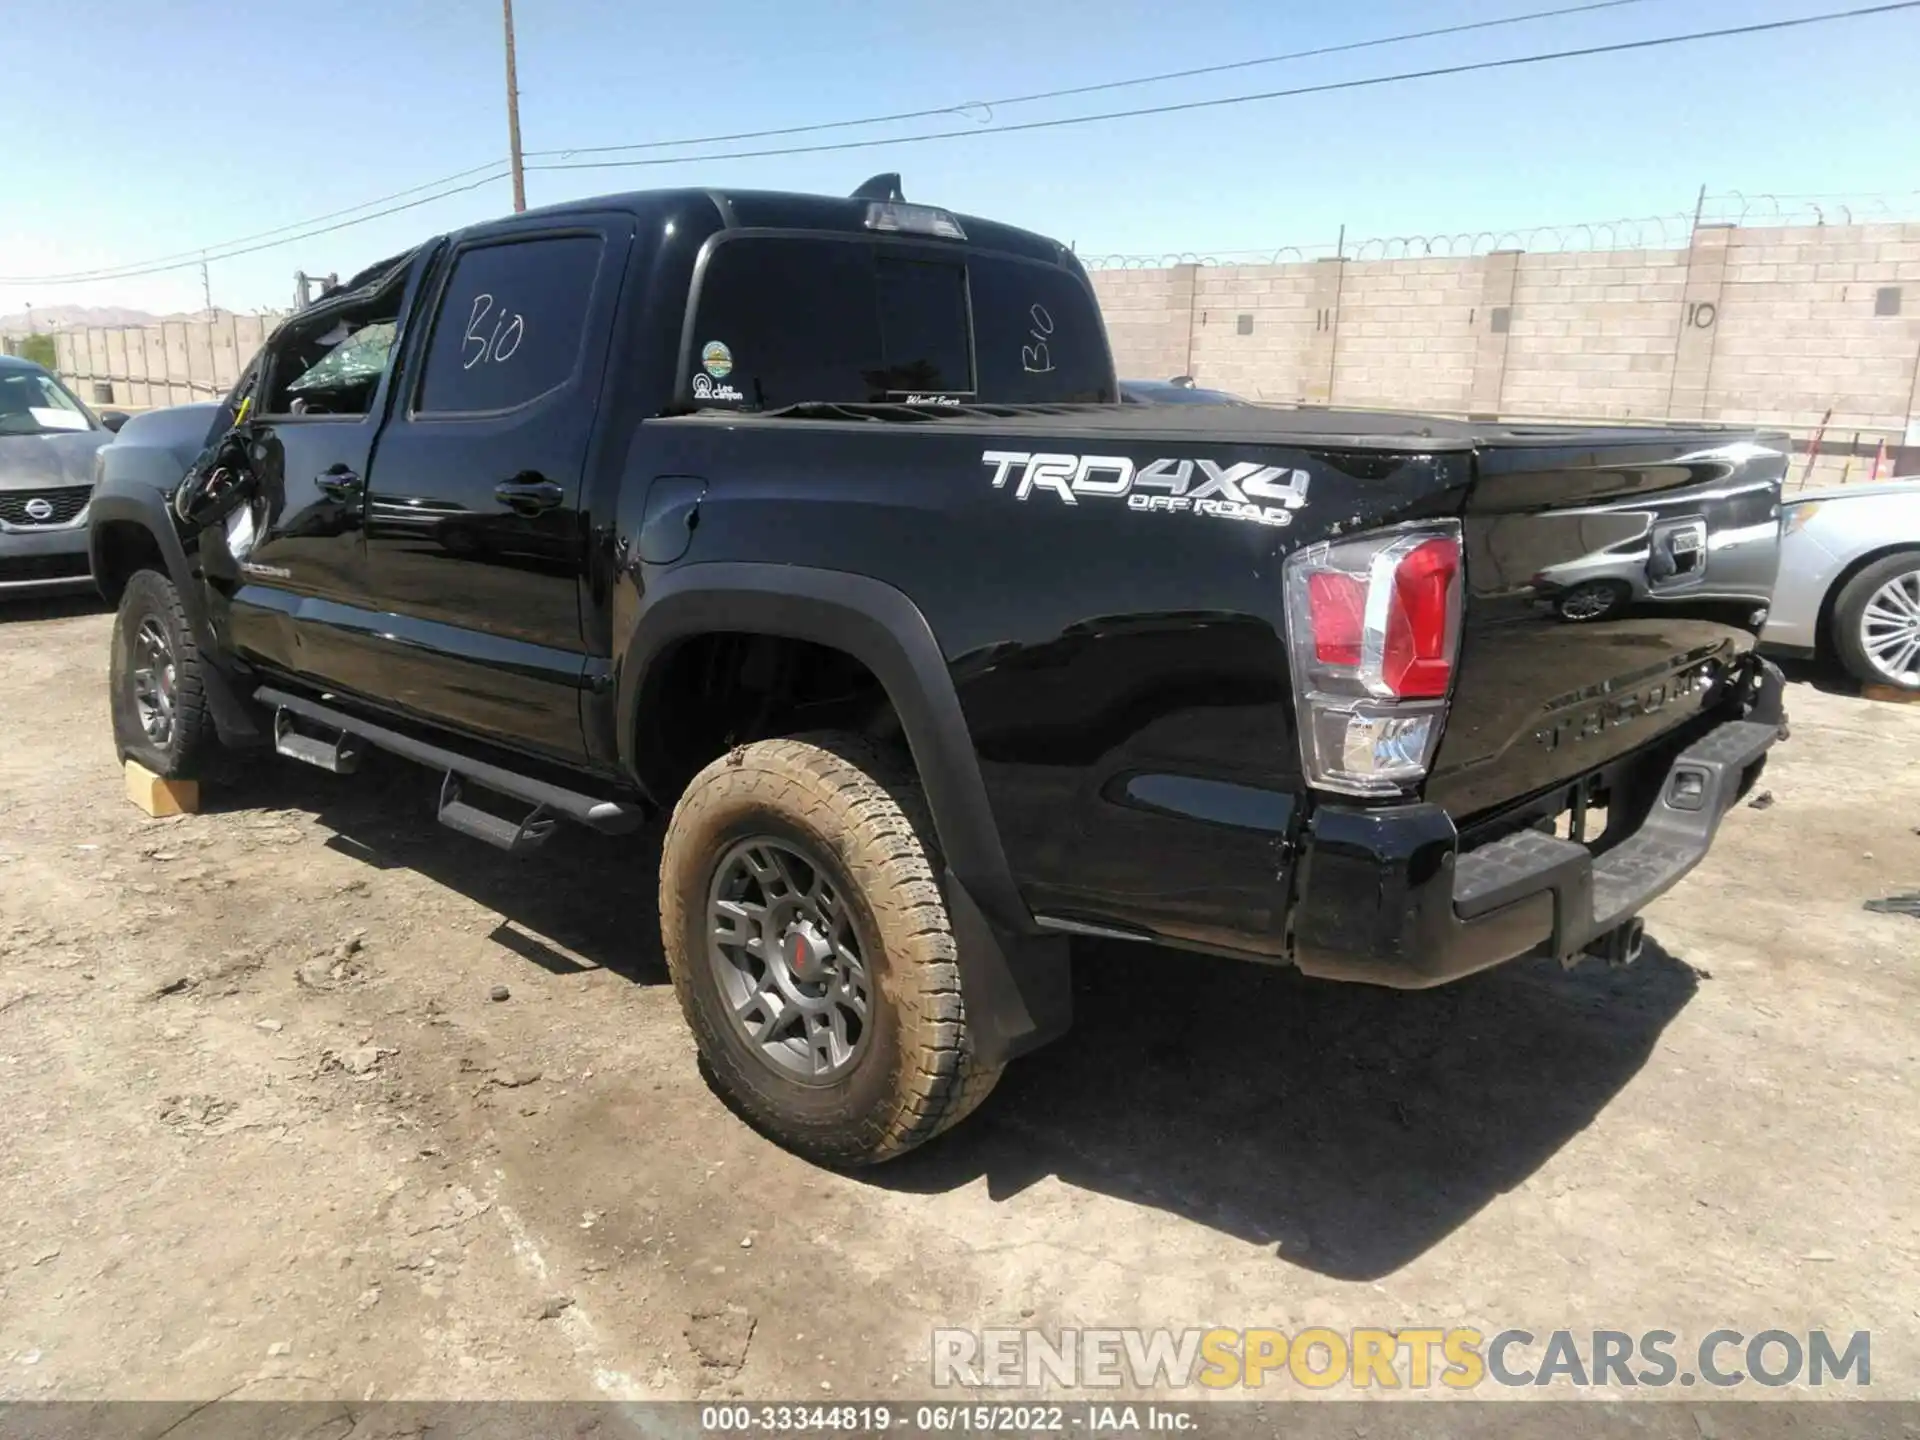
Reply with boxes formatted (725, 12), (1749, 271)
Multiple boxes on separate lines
(0, 369), (95, 437)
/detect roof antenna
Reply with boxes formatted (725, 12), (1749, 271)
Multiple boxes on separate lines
(851, 173), (904, 203)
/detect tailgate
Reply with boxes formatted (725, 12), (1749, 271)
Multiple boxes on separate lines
(1425, 432), (1786, 819)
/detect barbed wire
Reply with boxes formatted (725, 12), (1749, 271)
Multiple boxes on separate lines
(1082, 190), (1920, 269)
(1696, 190), (1920, 227)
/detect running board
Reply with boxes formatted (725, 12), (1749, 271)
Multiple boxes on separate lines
(254, 686), (646, 838)
(274, 707), (363, 773)
(438, 773), (557, 854)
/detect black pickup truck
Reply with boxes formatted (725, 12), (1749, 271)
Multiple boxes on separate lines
(88, 176), (1787, 1165)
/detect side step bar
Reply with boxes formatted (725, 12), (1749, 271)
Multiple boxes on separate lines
(437, 772), (558, 855)
(274, 707), (364, 773)
(255, 686), (647, 845)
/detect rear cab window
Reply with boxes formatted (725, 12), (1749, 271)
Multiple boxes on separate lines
(684, 235), (1113, 410)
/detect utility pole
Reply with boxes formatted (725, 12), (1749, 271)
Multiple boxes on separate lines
(200, 258), (213, 314)
(503, 0), (527, 213)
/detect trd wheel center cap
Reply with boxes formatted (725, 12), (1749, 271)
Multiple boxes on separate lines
(780, 919), (832, 985)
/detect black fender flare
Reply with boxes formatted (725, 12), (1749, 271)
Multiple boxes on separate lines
(86, 481), (263, 748)
(88, 483), (206, 642)
(617, 561), (1070, 1065)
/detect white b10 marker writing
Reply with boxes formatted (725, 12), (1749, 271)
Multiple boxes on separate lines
(462, 292), (525, 370)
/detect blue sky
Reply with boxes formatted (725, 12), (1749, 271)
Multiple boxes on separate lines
(4, 0), (1917, 317)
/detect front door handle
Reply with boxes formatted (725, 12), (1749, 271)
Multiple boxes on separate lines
(315, 465), (363, 500)
(494, 477), (565, 515)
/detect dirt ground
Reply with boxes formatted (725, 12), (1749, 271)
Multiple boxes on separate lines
(2, 594), (1917, 1405)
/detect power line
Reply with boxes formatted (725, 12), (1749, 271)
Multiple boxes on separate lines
(0, 171), (509, 287)
(0, 162), (508, 286)
(11, 1), (1914, 288)
(526, 0), (1655, 161)
(14, 0), (1654, 286)
(527, 1), (1920, 174)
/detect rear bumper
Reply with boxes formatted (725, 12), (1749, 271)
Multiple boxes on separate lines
(1290, 659), (1785, 988)
(0, 524), (93, 593)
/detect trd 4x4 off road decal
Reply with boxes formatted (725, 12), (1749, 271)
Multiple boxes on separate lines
(982, 450), (1309, 528)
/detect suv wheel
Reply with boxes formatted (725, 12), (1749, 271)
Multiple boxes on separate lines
(659, 733), (1001, 1165)
(1555, 578), (1631, 623)
(109, 568), (216, 778)
(1832, 551), (1920, 690)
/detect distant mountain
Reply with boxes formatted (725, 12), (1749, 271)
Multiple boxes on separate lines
(0, 304), (252, 336)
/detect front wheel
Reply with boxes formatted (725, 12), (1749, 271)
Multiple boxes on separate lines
(658, 734), (1001, 1166)
(1832, 551), (1920, 690)
(109, 568), (217, 778)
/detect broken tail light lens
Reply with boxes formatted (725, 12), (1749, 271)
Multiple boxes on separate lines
(1307, 571), (1365, 665)
(1282, 523), (1464, 796)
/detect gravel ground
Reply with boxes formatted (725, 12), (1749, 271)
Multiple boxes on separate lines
(1, 595), (1916, 1404)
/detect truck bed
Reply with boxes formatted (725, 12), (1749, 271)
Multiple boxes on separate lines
(661, 401), (1787, 833)
(705, 399), (1767, 455)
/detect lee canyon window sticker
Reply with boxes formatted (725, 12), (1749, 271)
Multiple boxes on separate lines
(982, 450), (1310, 528)
(693, 340), (744, 402)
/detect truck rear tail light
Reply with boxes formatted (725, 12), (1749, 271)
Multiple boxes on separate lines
(1283, 523), (1464, 796)
(1307, 572), (1365, 665)
(1383, 536), (1460, 699)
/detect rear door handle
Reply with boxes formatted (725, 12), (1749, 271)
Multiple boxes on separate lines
(494, 478), (565, 514)
(315, 465), (363, 499)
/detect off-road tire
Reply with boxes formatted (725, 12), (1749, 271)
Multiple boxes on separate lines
(1831, 550), (1920, 690)
(109, 567), (217, 779)
(658, 733), (1002, 1165)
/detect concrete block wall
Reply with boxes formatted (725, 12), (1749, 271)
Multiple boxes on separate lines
(53, 310), (287, 412)
(1091, 267), (1193, 383)
(1187, 262), (1327, 401)
(1501, 248), (1690, 420)
(1092, 221), (1920, 490)
(1331, 257), (1482, 414)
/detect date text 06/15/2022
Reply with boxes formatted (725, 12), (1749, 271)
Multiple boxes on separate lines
(698, 1404), (1196, 1433)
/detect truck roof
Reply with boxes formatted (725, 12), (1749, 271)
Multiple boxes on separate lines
(480, 186), (1075, 268)
(317, 184), (1080, 305)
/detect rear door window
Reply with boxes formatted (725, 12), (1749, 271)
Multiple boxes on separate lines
(687, 236), (1112, 409)
(416, 235), (604, 415)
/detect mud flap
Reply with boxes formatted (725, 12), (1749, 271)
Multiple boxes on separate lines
(943, 868), (1072, 1069)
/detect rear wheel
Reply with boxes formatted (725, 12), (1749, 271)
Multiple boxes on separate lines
(109, 568), (217, 778)
(1832, 551), (1920, 690)
(658, 733), (1001, 1166)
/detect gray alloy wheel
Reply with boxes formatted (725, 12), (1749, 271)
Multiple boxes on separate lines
(130, 615), (178, 745)
(109, 567), (219, 781)
(707, 836), (874, 1084)
(659, 733), (1003, 1165)
(1858, 567), (1920, 685)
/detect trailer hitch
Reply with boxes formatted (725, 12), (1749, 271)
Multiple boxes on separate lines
(1578, 916), (1647, 969)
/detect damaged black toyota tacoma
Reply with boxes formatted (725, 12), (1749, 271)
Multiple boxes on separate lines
(87, 176), (1788, 1164)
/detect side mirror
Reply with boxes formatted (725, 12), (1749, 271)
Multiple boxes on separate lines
(100, 411), (131, 433)
(172, 434), (256, 533)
